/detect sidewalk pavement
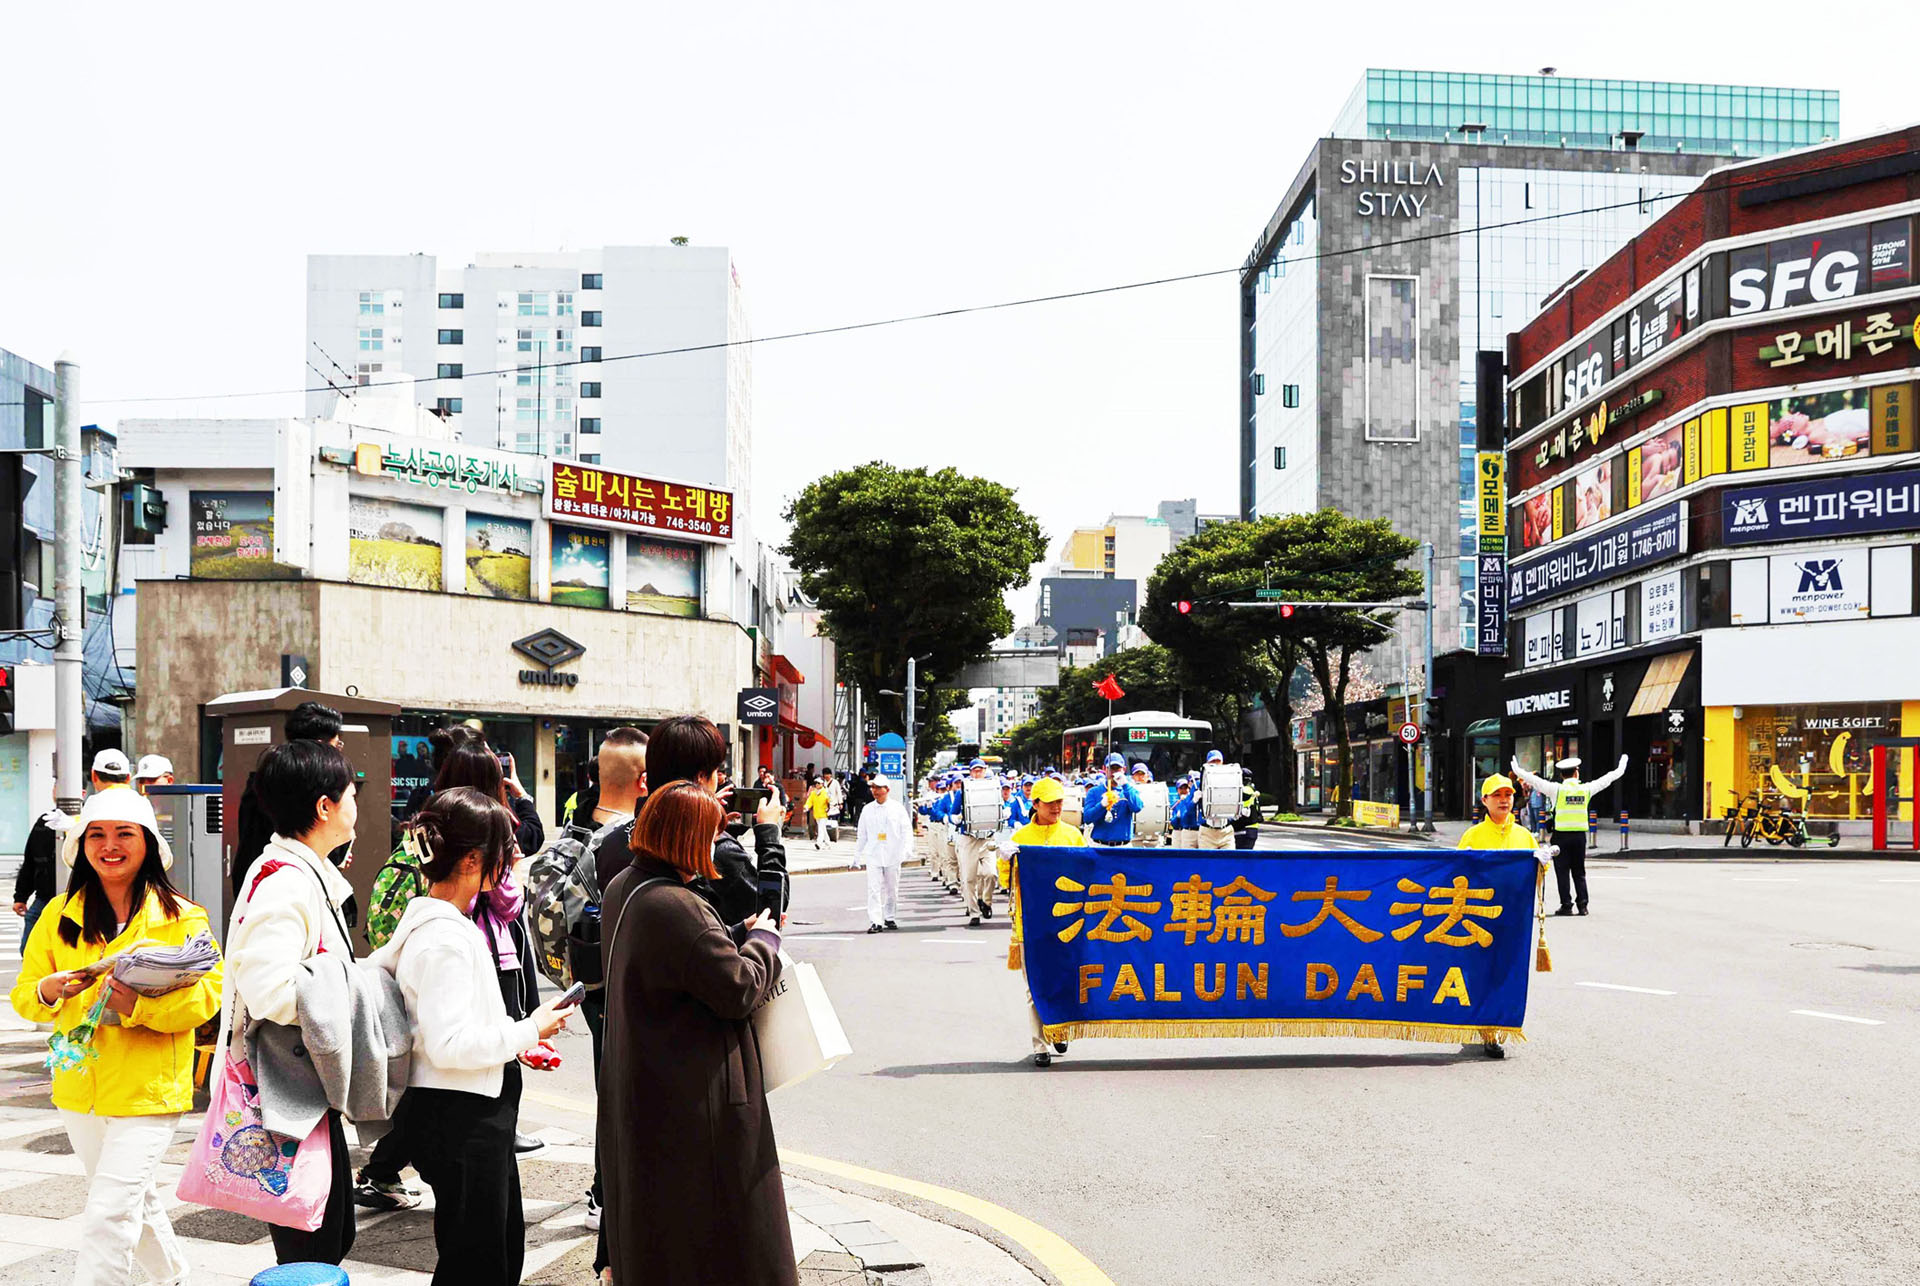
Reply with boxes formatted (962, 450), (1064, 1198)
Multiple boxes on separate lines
(0, 1021), (1035, 1285)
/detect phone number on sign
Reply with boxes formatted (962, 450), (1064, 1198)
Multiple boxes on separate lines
(552, 499), (727, 538)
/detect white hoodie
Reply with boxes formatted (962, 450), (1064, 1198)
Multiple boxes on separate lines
(369, 895), (539, 1097)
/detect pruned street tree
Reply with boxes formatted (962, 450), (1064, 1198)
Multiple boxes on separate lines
(1141, 512), (1420, 815)
(782, 463), (1046, 774)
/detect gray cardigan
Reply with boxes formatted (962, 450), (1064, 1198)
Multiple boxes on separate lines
(248, 952), (412, 1141)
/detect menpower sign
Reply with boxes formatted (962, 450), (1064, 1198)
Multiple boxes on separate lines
(1508, 501), (1686, 610)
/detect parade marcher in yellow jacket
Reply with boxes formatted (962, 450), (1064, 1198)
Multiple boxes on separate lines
(10, 788), (223, 1286)
(1005, 777), (1085, 1067)
(1455, 773), (1540, 1061)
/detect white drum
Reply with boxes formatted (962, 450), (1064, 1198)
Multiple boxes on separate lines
(1134, 781), (1171, 837)
(1200, 763), (1244, 829)
(961, 778), (1005, 837)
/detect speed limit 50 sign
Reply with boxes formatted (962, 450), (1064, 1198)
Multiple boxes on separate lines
(1396, 722), (1421, 746)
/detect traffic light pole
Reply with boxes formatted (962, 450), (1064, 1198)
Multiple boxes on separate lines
(1421, 542), (1436, 833)
(904, 655), (917, 794)
(53, 356), (83, 814)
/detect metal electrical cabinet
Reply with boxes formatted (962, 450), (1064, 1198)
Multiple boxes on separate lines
(145, 785), (226, 924)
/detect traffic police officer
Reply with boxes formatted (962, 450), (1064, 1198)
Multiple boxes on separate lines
(1510, 754), (1628, 916)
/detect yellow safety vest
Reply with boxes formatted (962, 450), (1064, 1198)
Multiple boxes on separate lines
(1553, 784), (1592, 832)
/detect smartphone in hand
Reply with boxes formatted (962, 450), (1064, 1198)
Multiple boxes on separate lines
(554, 981), (586, 1010)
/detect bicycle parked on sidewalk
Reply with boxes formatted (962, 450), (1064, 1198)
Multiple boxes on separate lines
(1723, 788), (1839, 848)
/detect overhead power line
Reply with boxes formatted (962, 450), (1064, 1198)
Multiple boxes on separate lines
(86, 146), (1914, 409)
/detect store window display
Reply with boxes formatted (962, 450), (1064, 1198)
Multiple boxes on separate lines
(1728, 703), (1901, 820)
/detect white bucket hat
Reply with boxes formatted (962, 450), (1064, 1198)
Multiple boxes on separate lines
(59, 789), (174, 871)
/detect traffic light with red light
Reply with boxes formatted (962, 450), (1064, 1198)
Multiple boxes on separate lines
(1279, 604), (1295, 618)
(1176, 600), (1192, 614)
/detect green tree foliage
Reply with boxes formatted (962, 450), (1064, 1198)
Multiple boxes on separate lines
(1140, 512), (1420, 814)
(782, 464), (1046, 769)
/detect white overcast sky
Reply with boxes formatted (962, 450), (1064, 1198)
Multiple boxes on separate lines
(1, 3), (1903, 625)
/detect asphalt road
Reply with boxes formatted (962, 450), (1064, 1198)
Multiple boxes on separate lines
(768, 848), (1920, 1286)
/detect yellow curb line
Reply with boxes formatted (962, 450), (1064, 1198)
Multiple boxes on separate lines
(517, 1087), (1113, 1285)
(779, 1148), (1116, 1286)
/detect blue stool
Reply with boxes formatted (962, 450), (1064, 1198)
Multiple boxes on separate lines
(251, 1265), (349, 1286)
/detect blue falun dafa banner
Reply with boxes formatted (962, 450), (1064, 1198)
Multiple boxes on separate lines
(1016, 847), (1542, 1046)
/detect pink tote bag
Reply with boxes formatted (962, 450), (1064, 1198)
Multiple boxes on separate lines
(175, 1048), (332, 1230)
(175, 862), (344, 1231)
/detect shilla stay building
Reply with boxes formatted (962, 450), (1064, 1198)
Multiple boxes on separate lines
(1239, 68), (1837, 813)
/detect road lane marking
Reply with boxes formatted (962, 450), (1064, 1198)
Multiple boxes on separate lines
(919, 937), (1004, 946)
(792, 935), (864, 942)
(1576, 982), (1678, 996)
(1790, 1009), (1885, 1026)
(1732, 877), (1801, 883)
(781, 1149), (1117, 1286)
(1585, 875), (1645, 880)
(1877, 878), (1920, 883)
(518, 1085), (1116, 1285)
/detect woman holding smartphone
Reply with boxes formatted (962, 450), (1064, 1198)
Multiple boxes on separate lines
(371, 788), (572, 1286)
(598, 781), (793, 1285)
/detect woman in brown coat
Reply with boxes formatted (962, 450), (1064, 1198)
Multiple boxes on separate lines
(598, 780), (795, 1286)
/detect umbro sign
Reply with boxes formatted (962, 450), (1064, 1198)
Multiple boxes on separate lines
(513, 628), (585, 688)
(738, 687), (780, 726)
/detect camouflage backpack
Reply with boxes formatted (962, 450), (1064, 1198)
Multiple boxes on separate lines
(367, 833), (430, 949)
(526, 819), (623, 991)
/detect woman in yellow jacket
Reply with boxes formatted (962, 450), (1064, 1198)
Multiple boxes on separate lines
(10, 788), (223, 1286)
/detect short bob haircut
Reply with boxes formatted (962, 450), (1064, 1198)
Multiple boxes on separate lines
(630, 780), (722, 881)
(255, 739), (354, 839)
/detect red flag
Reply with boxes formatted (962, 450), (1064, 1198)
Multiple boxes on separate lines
(1094, 674), (1126, 701)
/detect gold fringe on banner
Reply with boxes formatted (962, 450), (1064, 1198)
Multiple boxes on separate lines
(1534, 864), (1553, 973)
(1006, 941), (1023, 972)
(1038, 1018), (1527, 1046)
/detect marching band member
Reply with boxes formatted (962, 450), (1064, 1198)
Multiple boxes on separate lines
(1004, 777), (1083, 1067)
(1082, 754), (1143, 846)
(1196, 750), (1241, 850)
(1127, 763), (1168, 848)
(858, 777), (911, 934)
(995, 778), (1029, 894)
(954, 760), (1001, 926)
(1170, 776), (1201, 848)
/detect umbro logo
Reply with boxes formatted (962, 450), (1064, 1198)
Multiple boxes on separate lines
(513, 629), (585, 688)
(742, 693), (776, 715)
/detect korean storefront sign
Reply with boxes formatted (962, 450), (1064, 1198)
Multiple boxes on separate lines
(1642, 571), (1682, 643)
(352, 440), (525, 496)
(1757, 310), (1915, 371)
(1722, 463), (1920, 546)
(1508, 501), (1685, 610)
(1476, 553), (1508, 659)
(1511, 388), (1664, 494)
(547, 460), (736, 544)
(1475, 453), (1504, 553)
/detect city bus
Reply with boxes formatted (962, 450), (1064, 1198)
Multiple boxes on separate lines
(1061, 710), (1213, 780)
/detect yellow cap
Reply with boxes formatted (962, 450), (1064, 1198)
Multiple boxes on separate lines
(1030, 777), (1066, 803)
(1480, 773), (1515, 797)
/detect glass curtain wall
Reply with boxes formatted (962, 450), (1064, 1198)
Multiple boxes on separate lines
(1250, 196), (1320, 518)
(1454, 166), (1698, 648)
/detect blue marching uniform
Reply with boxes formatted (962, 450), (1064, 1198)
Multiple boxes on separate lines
(1082, 779), (1144, 845)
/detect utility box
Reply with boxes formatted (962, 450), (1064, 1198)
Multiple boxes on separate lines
(203, 686), (401, 946)
(145, 785), (224, 923)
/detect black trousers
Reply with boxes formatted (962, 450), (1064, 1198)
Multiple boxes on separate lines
(407, 1063), (525, 1286)
(269, 1110), (356, 1265)
(582, 987), (607, 1203)
(1553, 828), (1590, 910)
